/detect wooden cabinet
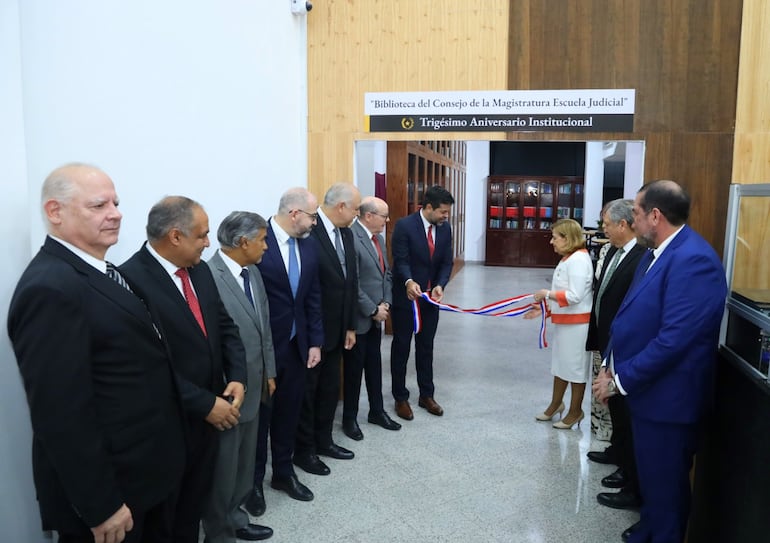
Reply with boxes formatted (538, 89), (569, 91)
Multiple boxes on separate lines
(485, 175), (583, 267)
(386, 141), (466, 263)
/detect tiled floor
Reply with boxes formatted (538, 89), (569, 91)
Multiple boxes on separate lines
(229, 264), (638, 542)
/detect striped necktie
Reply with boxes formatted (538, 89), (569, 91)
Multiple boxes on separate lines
(106, 261), (133, 292)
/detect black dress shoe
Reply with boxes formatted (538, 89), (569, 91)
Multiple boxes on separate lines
(235, 523), (274, 541)
(316, 442), (354, 460)
(622, 521), (641, 542)
(368, 411), (402, 431)
(597, 490), (642, 510)
(587, 449), (618, 465)
(601, 468), (627, 489)
(243, 486), (266, 517)
(270, 474), (314, 501)
(293, 453), (330, 475)
(342, 419), (364, 441)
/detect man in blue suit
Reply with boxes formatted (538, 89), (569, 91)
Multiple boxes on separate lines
(243, 188), (324, 515)
(390, 185), (455, 420)
(593, 180), (727, 543)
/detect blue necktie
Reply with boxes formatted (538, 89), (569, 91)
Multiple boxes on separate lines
(288, 237), (299, 338)
(288, 237), (299, 297)
(628, 249), (654, 293)
(240, 268), (255, 308)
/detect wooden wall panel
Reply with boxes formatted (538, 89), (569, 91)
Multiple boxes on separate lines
(733, 0), (770, 183)
(307, 0), (509, 196)
(308, 0), (744, 253)
(731, 0), (770, 291)
(506, 0), (742, 252)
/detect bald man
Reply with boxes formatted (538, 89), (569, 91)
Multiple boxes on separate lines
(8, 163), (185, 543)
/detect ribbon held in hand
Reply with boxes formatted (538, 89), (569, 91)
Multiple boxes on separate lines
(411, 292), (548, 348)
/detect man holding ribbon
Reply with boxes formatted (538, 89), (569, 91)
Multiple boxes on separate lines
(390, 185), (455, 420)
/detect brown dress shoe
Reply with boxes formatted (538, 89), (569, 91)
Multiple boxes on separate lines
(418, 396), (443, 416)
(395, 400), (414, 420)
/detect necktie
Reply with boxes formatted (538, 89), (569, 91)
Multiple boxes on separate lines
(288, 237), (299, 298)
(288, 237), (299, 339)
(372, 234), (385, 273)
(175, 268), (207, 336)
(240, 268), (255, 308)
(334, 228), (347, 277)
(427, 225), (435, 258)
(106, 261), (133, 292)
(595, 248), (624, 319)
(108, 262), (161, 338)
(627, 249), (654, 293)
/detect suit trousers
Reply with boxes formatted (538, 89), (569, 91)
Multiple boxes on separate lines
(296, 342), (344, 453)
(630, 417), (698, 543)
(57, 496), (175, 543)
(342, 321), (385, 421)
(171, 419), (218, 543)
(254, 338), (306, 482)
(608, 393), (640, 496)
(390, 300), (439, 401)
(201, 416), (258, 543)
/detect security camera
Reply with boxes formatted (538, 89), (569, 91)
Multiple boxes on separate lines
(291, 0), (312, 14)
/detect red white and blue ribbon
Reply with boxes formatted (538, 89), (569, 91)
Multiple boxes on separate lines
(412, 292), (549, 348)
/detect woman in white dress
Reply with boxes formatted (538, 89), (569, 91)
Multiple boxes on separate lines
(525, 218), (593, 429)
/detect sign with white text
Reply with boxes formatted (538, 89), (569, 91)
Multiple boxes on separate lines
(364, 89), (635, 133)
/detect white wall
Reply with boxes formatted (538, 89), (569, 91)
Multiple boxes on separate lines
(584, 142), (606, 228)
(624, 141), (646, 197)
(464, 141), (491, 262)
(19, 0), (308, 263)
(1, 0), (42, 539)
(2, 0), (308, 537)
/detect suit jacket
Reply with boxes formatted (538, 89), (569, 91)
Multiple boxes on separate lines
(351, 220), (393, 334)
(610, 225), (727, 424)
(585, 243), (646, 353)
(310, 222), (358, 350)
(7, 237), (185, 532)
(257, 222), (324, 362)
(208, 251), (277, 421)
(120, 244), (247, 420)
(391, 210), (454, 308)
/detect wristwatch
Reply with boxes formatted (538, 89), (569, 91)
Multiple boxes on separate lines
(607, 378), (617, 395)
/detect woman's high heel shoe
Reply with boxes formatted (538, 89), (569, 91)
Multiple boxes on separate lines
(553, 410), (585, 430)
(535, 402), (565, 422)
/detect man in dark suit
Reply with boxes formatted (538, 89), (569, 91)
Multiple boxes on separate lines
(203, 211), (276, 542)
(390, 185), (455, 420)
(120, 197), (247, 543)
(243, 188), (324, 515)
(594, 180), (727, 543)
(341, 196), (401, 441)
(294, 183), (360, 476)
(8, 163), (186, 543)
(585, 199), (645, 511)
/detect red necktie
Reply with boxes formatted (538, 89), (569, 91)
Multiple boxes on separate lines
(372, 234), (385, 273)
(175, 268), (207, 336)
(427, 225), (435, 259)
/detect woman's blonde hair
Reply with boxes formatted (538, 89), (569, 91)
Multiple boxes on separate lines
(551, 218), (586, 254)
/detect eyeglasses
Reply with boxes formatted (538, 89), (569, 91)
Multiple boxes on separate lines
(372, 212), (390, 219)
(293, 209), (319, 221)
